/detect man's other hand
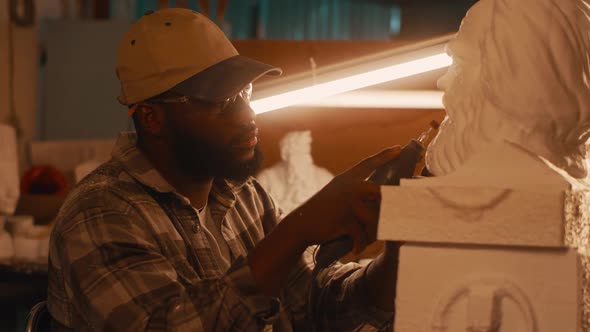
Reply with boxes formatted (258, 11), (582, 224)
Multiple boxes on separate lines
(287, 146), (401, 254)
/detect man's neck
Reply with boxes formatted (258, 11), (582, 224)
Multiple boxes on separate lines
(172, 177), (214, 210)
(138, 143), (214, 209)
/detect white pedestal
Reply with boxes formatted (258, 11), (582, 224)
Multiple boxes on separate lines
(394, 245), (580, 332)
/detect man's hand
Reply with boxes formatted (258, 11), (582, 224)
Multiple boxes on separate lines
(248, 146), (400, 296)
(286, 146), (401, 254)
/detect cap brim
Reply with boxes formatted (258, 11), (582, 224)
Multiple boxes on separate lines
(170, 55), (282, 103)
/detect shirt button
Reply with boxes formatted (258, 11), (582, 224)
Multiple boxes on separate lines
(192, 223), (200, 233)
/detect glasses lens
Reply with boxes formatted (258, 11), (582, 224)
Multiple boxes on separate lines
(221, 96), (236, 112)
(241, 83), (253, 102)
(221, 83), (253, 112)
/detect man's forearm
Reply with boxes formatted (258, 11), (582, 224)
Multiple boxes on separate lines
(247, 214), (308, 296)
(364, 242), (400, 312)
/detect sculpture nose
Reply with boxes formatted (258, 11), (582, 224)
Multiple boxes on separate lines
(437, 66), (452, 91)
(437, 44), (455, 91)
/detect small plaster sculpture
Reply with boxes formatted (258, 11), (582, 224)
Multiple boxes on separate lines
(257, 131), (333, 214)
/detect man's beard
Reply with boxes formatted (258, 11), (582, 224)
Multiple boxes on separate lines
(168, 130), (263, 182)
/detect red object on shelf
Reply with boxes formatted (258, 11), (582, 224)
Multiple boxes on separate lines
(21, 165), (68, 196)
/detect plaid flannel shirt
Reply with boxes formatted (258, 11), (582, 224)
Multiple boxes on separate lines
(47, 133), (393, 331)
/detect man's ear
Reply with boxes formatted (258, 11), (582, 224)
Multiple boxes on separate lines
(136, 104), (166, 137)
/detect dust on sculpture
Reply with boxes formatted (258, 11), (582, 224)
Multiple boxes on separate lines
(426, 0), (590, 179)
(257, 131), (333, 214)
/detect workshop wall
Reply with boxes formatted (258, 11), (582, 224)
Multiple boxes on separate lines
(0, 0), (8, 124)
(136, 0), (401, 40)
(5, 1), (462, 175)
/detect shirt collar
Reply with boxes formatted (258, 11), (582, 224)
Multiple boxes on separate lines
(111, 132), (246, 206)
(111, 132), (176, 193)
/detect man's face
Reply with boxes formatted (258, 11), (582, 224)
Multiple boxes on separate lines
(162, 96), (263, 182)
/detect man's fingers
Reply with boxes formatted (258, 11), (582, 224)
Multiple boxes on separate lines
(351, 191), (380, 244)
(344, 146), (401, 181)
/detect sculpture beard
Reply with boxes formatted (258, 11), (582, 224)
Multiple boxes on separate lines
(425, 116), (462, 177)
(425, 79), (497, 177)
(426, 56), (590, 178)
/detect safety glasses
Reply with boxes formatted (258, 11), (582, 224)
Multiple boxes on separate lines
(128, 83), (253, 116)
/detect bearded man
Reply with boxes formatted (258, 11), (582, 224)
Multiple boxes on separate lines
(46, 8), (401, 332)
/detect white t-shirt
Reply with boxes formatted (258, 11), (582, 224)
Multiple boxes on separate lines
(196, 202), (231, 272)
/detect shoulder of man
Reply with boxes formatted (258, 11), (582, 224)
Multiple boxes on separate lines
(54, 159), (152, 233)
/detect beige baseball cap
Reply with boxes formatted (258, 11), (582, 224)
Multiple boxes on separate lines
(116, 8), (281, 105)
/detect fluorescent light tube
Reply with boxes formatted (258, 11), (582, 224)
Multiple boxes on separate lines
(299, 90), (444, 109)
(250, 53), (451, 114)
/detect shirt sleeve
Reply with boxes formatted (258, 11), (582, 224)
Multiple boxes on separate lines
(55, 193), (279, 332)
(279, 247), (393, 331)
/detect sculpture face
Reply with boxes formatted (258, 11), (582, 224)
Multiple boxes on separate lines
(426, 0), (590, 178)
(426, 1), (489, 176)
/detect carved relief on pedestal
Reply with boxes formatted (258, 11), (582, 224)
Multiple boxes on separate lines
(431, 276), (536, 332)
(393, 246), (580, 332)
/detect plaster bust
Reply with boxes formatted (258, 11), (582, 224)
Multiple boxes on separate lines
(379, 2), (590, 329)
(425, 0), (590, 179)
